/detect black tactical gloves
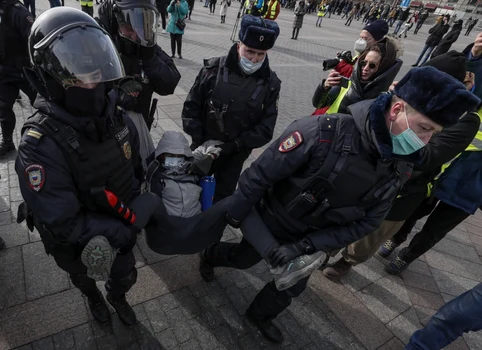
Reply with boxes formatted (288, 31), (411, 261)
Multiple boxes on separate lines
(269, 239), (315, 267)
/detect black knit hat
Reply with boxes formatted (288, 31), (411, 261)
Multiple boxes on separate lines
(239, 15), (280, 51)
(363, 20), (389, 42)
(394, 66), (480, 127)
(422, 50), (466, 83)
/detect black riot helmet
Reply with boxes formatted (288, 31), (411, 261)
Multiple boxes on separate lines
(98, 0), (159, 49)
(27, 7), (124, 98)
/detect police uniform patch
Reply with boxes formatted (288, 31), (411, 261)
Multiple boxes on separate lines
(25, 164), (45, 192)
(123, 141), (132, 160)
(278, 131), (303, 153)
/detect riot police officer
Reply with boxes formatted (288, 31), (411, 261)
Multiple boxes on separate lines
(0, 0), (36, 158)
(182, 15), (281, 202)
(16, 7), (144, 326)
(98, 0), (181, 130)
(200, 67), (480, 343)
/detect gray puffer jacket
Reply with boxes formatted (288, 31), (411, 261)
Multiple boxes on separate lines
(147, 131), (203, 218)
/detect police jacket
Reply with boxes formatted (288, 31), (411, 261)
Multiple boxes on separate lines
(0, 0), (33, 72)
(15, 92), (144, 255)
(182, 44), (281, 150)
(227, 96), (413, 253)
(386, 111), (480, 221)
(120, 46), (181, 122)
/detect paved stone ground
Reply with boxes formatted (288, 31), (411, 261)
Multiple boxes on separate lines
(1, 3), (482, 350)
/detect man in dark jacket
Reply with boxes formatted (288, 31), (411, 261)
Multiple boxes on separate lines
(0, 0), (36, 158)
(17, 8), (145, 327)
(431, 20), (463, 58)
(413, 10), (428, 34)
(412, 16), (450, 66)
(199, 66), (479, 343)
(182, 15), (281, 202)
(98, 0), (181, 129)
(393, 7), (409, 34)
(323, 52), (481, 279)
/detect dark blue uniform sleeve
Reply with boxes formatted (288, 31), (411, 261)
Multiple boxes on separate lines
(228, 116), (326, 221)
(122, 111), (145, 187)
(237, 78), (281, 150)
(15, 132), (136, 249)
(306, 193), (396, 252)
(9, 3), (33, 42)
(142, 45), (181, 96)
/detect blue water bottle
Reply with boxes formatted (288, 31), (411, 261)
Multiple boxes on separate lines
(200, 176), (216, 211)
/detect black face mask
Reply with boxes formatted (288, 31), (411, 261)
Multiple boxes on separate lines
(64, 84), (106, 118)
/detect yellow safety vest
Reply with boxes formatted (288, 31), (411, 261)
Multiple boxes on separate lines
(263, 0), (278, 19)
(245, 0), (252, 13)
(80, 0), (93, 6)
(317, 5), (326, 16)
(326, 81), (350, 115)
(426, 108), (482, 197)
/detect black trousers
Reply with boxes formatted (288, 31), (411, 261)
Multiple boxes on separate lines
(157, 3), (168, 29)
(292, 27), (300, 39)
(206, 239), (310, 321)
(0, 71), (36, 138)
(54, 249), (137, 298)
(466, 27), (474, 36)
(209, 1), (216, 12)
(170, 34), (183, 56)
(188, 4), (194, 18)
(392, 199), (470, 263)
(210, 148), (251, 203)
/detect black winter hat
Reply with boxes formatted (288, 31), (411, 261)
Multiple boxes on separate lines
(363, 20), (389, 42)
(239, 15), (280, 51)
(394, 66), (480, 127)
(422, 50), (466, 83)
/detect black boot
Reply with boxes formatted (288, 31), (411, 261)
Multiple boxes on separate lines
(71, 274), (111, 323)
(0, 134), (15, 158)
(246, 309), (284, 343)
(106, 269), (137, 326)
(199, 242), (237, 282)
(0, 237), (6, 251)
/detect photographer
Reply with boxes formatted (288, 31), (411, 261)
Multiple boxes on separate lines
(313, 36), (402, 115)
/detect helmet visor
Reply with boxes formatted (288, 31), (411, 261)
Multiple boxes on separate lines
(42, 26), (125, 89)
(115, 7), (158, 47)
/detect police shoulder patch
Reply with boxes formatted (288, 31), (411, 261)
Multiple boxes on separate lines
(278, 131), (303, 153)
(25, 163), (45, 192)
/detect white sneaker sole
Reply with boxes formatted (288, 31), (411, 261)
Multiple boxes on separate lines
(274, 252), (326, 291)
(81, 236), (116, 282)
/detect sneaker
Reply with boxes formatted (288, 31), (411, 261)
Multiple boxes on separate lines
(322, 257), (352, 280)
(386, 255), (409, 275)
(0, 141), (16, 159)
(271, 251), (326, 291)
(178, 55), (183, 59)
(81, 236), (117, 282)
(377, 239), (399, 258)
(162, 29), (166, 34)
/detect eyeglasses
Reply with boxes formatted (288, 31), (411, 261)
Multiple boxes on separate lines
(360, 60), (377, 70)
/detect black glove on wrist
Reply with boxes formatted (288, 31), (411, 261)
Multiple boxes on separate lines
(219, 142), (238, 156)
(117, 78), (142, 110)
(140, 45), (156, 60)
(225, 213), (241, 229)
(269, 239), (315, 268)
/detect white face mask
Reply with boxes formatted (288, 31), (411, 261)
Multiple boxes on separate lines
(164, 156), (185, 167)
(354, 38), (367, 54)
(239, 55), (265, 75)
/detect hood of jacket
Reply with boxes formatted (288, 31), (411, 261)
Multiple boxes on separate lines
(347, 94), (421, 162)
(154, 131), (193, 158)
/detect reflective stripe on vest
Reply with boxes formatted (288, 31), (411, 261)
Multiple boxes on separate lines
(80, 0), (93, 6)
(465, 108), (482, 151)
(326, 81), (351, 115)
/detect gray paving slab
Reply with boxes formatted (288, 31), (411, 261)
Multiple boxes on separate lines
(341, 255), (388, 293)
(0, 246), (26, 310)
(431, 237), (481, 264)
(400, 270), (439, 294)
(425, 250), (482, 282)
(22, 242), (70, 300)
(431, 268), (480, 297)
(386, 307), (421, 345)
(0, 223), (29, 248)
(405, 286), (446, 311)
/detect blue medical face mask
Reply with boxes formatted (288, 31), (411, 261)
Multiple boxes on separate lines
(239, 55), (265, 75)
(164, 156), (185, 167)
(390, 109), (426, 156)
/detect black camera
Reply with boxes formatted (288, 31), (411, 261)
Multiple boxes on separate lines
(322, 50), (353, 71)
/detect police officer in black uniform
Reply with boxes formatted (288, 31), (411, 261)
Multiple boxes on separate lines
(98, 0), (181, 130)
(16, 7), (144, 326)
(0, 0), (36, 158)
(200, 67), (480, 343)
(182, 15), (281, 203)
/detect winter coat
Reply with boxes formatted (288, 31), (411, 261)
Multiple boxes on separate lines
(219, 0), (229, 15)
(167, 0), (189, 35)
(148, 131), (202, 218)
(399, 8), (410, 22)
(426, 22), (449, 47)
(293, 5), (306, 28)
(431, 23), (462, 58)
(386, 112), (480, 220)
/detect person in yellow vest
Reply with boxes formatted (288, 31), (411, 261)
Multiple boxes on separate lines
(263, 0), (280, 20)
(315, 2), (326, 27)
(244, 0), (264, 16)
(312, 37), (402, 115)
(322, 51), (482, 279)
(80, 0), (94, 17)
